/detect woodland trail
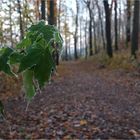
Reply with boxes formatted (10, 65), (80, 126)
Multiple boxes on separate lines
(1, 60), (140, 139)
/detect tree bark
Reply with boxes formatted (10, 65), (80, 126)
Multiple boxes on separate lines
(131, 0), (140, 58)
(47, 0), (57, 25)
(17, 0), (24, 40)
(95, 0), (106, 50)
(74, 0), (79, 60)
(58, 0), (61, 30)
(85, 18), (88, 59)
(89, 10), (93, 56)
(126, 0), (131, 48)
(114, 0), (118, 50)
(103, 0), (113, 57)
(41, 0), (45, 20)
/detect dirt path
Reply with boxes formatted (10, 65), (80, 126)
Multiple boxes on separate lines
(1, 60), (140, 139)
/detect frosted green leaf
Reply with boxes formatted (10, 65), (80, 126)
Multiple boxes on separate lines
(0, 47), (15, 76)
(23, 70), (35, 101)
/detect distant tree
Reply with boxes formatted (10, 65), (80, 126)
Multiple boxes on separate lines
(47, 0), (59, 65)
(79, 17), (83, 56)
(114, 0), (118, 51)
(64, 11), (68, 61)
(0, 20), (4, 45)
(92, 12), (97, 54)
(131, 0), (140, 58)
(57, 0), (62, 30)
(47, 0), (57, 25)
(103, 0), (113, 57)
(74, 0), (79, 59)
(126, 0), (131, 48)
(83, 0), (93, 56)
(22, 0), (33, 30)
(35, 0), (41, 20)
(84, 17), (88, 59)
(95, 0), (106, 50)
(41, 0), (45, 20)
(17, 0), (24, 40)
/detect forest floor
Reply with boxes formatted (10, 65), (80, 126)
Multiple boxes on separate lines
(1, 58), (140, 139)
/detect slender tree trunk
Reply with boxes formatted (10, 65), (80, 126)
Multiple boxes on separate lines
(85, 19), (88, 59)
(131, 0), (140, 58)
(89, 10), (93, 56)
(68, 35), (71, 60)
(0, 22), (3, 45)
(103, 0), (113, 57)
(48, 0), (57, 25)
(64, 18), (68, 61)
(114, 0), (118, 50)
(126, 0), (131, 48)
(9, 2), (13, 47)
(58, 0), (61, 30)
(48, 0), (59, 65)
(95, 0), (106, 50)
(118, 0), (121, 44)
(17, 0), (24, 40)
(41, 0), (45, 20)
(93, 18), (97, 54)
(74, 0), (79, 60)
(36, 0), (41, 20)
(79, 18), (82, 56)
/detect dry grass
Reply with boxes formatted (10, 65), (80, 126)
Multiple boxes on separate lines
(91, 49), (139, 71)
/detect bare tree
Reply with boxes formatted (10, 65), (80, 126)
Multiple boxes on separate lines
(17, 0), (24, 40)
(126, 0), (131, 48)
(83, 0), (93, 56)
(84, 17), (88, 59)
(114, 0), (118, 50)
(57, 0), (62, 30)
(103, 0), (113, 57)
(74, 0), (79, 59)
(95, 0), (106, 50)
(41, 0), (45, 20)
(131, 0), (140, 58)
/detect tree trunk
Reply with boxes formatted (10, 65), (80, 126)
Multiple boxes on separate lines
(68, 35), (71, 60)
(47, 0), (59, 65)
(85, 18), (88, 59)
(41, 0), (45, 20)
(93, 17), (97, 54)
(126, 0), (131, 48)
(58, 0), (61, 30)
(47, 0), (57, 25)
(79, 17), (82, 56)
(95, 0), (106, 50)
(74, 0), (79, 60)
(89, 10), (93, 56)
(131, 0), (140, 58)
(114, 0), (118, 50)
(17, 0), (24, 40)
(9, 2), (13, 47)
(103, 0), (113, 57)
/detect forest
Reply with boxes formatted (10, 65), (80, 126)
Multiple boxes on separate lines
(0, 0), (140, 139)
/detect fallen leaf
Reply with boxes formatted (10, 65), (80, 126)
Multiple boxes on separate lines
(80, 120), (87, 126)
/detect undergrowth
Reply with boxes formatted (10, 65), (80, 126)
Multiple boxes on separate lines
(92, 49), (140, 71)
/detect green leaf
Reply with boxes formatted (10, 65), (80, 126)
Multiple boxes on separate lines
(54, 32), (63, 47)
(34, 47), (55, 88)
(16, 37), (31, 49)
(23, 70), (35, 101)
(18, 41), (55, 88)
(9, 52), (24, 64)
(18, 44), (43, 73)
(0, 47), (15, 76)
(28, 20), (45, 32)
